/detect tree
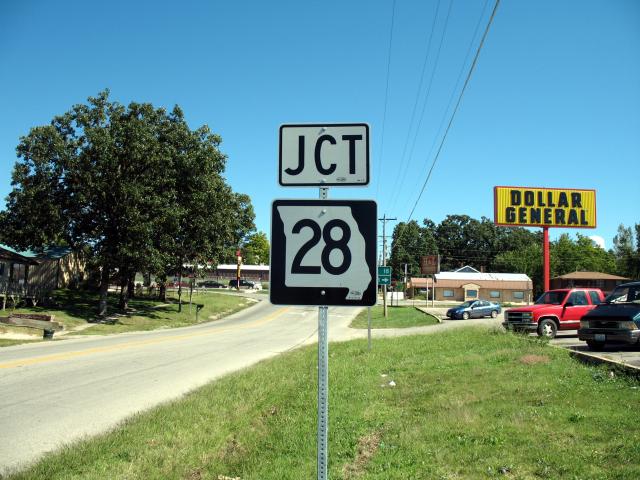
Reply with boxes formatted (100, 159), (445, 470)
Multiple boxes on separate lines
(0, 90), (253, 315)
(494, 242), (543, 294)
(552, 233), (616, 277)
(389, 220), (437, 280)
(613, 224), (639, 279)
(242, 231), (270, 265)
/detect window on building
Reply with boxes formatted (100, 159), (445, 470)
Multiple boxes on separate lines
(443, 290), (454, 298)
(466, 289), (478, 298)
(490, 291), (500, 298)
(513, 291), (524, 300)
(11, 263), (27, 285)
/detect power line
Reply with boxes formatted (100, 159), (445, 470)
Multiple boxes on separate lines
(375, 0), (397, 199)
(389, 0), (454, 212)
(407, 0), (501, 221)
(386, 0), (443, 209)
(400, 0), (490, 214)
(386, 0), (490, 249)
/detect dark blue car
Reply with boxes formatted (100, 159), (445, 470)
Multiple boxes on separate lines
(446, 300), (501, 320)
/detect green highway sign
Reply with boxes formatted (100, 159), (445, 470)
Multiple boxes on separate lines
(378, 275), (391, 286)
(378, 266), (391, 276)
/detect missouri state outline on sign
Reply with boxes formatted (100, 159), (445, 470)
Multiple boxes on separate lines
(270, 200), (377, 306)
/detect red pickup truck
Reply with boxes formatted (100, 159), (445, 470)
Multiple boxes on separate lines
(502, 288), (605, 338)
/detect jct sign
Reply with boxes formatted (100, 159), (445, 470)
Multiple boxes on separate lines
(494, 186), (596, 228)
(279, 124), (369, 186)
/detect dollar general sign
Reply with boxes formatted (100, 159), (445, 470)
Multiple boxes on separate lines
(494, 186), (596, 228)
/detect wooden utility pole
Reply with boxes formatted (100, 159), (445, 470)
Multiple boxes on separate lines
(378, 214), (397, 318)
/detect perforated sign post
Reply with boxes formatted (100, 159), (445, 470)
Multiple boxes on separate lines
(272, 123), (375, 480)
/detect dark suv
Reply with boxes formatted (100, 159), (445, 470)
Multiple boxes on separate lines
(578, 281), (640, 350)
(228, 279), (258, 289)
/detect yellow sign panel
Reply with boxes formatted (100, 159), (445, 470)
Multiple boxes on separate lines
(494, 186), (596, 228)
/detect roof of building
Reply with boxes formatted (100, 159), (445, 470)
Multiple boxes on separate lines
(453, 265), (480, 273)
(21, 246), (74, 260)
(0, 244), (39, 264)
(551, 271), (630, 281)
(216, 264), (270, 271)
(0, 243), (73, 261)
(436, 272), (531, 282)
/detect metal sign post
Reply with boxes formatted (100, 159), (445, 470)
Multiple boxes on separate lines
(367, 306), (372, 351)
(317, 304), (329, 480)
(273, 122), (376, 480)
(317, 186), (329, 480)
(317, 185), (329, 480)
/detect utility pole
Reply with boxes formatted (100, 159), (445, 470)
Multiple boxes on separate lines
(378, 214), (397, 318)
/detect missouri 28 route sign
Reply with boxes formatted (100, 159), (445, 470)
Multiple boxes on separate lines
(270, 199), (377, 306)
(279, 123), (369, 186)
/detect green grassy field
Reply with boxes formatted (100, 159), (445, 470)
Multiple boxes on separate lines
(0, 289), (255, 342)
(350, 305), (440, 329)
(8, 328), (640, 479)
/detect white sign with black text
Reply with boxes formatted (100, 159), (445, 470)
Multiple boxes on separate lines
(279, 123), (369, 186)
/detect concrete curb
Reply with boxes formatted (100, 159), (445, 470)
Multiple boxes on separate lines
(414, 306), (443, 323)
(566, 347), (640, 378)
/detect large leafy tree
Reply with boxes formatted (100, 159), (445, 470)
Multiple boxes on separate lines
(0, 91), (253, 315)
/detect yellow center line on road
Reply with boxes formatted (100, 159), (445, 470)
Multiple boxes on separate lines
(0, 307), (291, 370)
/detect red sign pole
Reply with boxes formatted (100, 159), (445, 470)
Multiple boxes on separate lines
(543, 227), (550, 291)
(236, 249), (242, 291)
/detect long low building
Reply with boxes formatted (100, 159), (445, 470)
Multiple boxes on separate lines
(212, 264), (270, 281)
(409, 266), (533, 303)
(550, 271), (630, 294)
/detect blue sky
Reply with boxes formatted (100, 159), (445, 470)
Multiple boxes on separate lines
(1, 0), (638, 251)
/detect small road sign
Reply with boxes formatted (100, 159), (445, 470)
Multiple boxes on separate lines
(270, 199), (377, 306)
(378, 266), (391, 276)
(378, 276), (391, 286)
(279, 123), (369, 186)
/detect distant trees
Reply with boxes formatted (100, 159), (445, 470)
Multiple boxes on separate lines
(613, 223), (640, 279)
(389, 213), (631, 294)
(388, 220), (437, 280)
(0, 91), (254, 316)
(241, 232), (270, 265)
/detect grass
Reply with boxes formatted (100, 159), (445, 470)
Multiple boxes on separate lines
(350, 305), (440, 329)
(0, 289), (255, 341)
(0, 338), (42, 347)
(9, 328), (640, 479)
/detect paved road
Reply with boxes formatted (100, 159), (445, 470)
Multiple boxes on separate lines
(0, 299), (364, 475)
(3, 300), (638, 474)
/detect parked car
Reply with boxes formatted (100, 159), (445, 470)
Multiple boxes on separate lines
(578, 281), (640, 350)
(502, 288), (605, 338)
(197, 280), (227, 289)
(446, 300), (501, 320)
(228, 279), (262, 290)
